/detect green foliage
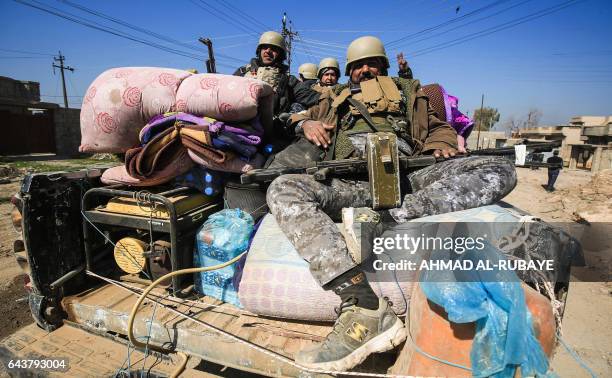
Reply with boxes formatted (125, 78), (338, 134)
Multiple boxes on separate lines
(473, 107), (500, 131)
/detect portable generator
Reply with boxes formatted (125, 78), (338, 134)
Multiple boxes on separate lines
(81, 185), (222, 294)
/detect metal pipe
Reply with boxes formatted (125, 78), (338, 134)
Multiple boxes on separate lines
(50, 266), (84, 290)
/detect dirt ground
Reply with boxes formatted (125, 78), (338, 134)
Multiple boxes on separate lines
(0, 164), (609, 377)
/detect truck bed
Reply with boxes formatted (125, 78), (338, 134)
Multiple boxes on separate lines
(59, 281), (398, 377)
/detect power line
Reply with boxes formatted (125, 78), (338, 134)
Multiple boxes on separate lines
(0, 47), (54, 56)
(57, 0), (243, 65)
(58, 0), (206, 54)
(387, 0), (513, 48)
(190, 0), (261, 36)
(293, 40), (343, 56)
(408, 0), (584, 58)
(52, 50), (74, 108)
(0, 55), (50, 59)
(14, 0), (206, 61)
(299, 37), (346, 50)
(388, 0), (533, 52)
(217, 0), (271, 31)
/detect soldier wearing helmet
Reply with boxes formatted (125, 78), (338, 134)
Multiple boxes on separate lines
(234, 31), (319, 149)
(315, 57), (340, 90)
(266, 36), (517, 370)
(297, 63), (318, 84)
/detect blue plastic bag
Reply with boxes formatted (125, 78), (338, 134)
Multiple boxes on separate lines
(420, 241), (551, 377)
(194, 209), (254, 307)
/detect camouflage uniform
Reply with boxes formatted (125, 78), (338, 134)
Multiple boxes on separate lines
(266, 75), (517, 286)
(267, 157), (516, 286)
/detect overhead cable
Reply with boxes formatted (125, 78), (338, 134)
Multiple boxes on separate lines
(408, 0), (584, 58)
(14, 0), (206, 61)
(217, 0), (271, 31)
(387, 0), (512, 48)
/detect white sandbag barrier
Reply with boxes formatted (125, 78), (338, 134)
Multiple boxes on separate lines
(79, 68), (274, 153)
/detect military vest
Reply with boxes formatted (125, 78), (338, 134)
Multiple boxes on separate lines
(244, 64), (285, 92)
(331, 76), (407, 159)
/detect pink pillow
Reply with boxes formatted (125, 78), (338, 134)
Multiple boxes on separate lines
(175, 73), (274, 123)
(80, 67), (192, 153)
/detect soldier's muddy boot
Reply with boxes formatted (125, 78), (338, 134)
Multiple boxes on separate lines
(295, 297), (406, 371)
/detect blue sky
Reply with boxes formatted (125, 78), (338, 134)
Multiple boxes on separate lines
(1, 0), (611, 127)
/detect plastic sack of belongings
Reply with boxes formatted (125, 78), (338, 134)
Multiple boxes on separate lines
(194, 209), (254, 307)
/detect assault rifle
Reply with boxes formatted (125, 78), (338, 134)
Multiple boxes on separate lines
(240, 140), (562, 184)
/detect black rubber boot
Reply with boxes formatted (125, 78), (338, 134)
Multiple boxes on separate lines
(325, 268), (379, 310)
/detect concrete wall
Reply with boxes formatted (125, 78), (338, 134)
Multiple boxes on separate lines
(570, 115), (612, 126)
(0, 76), (40, 102)
(466, 131), (507, 149)
(53, 108), (82, 157)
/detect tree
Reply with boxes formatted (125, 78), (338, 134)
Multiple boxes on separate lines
(525, 108), (543, 128)
(473, 107), (500, 131)
(501, 116), (523, 136)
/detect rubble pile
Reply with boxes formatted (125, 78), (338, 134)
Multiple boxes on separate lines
(563, 169), (612, 223)
(0, 165), (23, 182)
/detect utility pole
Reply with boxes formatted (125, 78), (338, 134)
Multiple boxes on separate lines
(476, 94), (484, 150)
(198, 37), (216, 73)
(52, 51), (74, 108)
(281, 12), (298, 69)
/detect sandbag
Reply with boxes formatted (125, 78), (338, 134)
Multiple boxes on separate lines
(80, 67), (192, 153)
(239, 214), (415, 321)
(175, 73), (274, 124)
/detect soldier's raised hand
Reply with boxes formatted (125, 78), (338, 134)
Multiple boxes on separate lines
(302, 120), (335, 149)
(397, 53), (409, 72)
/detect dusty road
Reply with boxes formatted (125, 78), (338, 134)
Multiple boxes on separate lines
(0, 166), (609, 377)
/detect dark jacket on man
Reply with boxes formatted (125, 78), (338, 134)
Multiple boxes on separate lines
(234, 58), (320, 115)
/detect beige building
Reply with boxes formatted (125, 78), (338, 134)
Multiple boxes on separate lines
(466, 115), (611, 172)
(466, 131), (507, 149)
(519, 125), (582, 162)
(566, 117), (612, 172)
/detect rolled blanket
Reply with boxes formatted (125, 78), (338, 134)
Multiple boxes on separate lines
(102, 149), (193, 186)
(188, 150), (265, 174)
(125, 122), (225, 180)
(140, 112), (209, 144)
(212, 133), (258, 158)
(180, 126), (227, 164)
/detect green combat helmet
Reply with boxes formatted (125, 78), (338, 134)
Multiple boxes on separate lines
(298, 63), (318, 80)
(317, 57), (340, 77)
(344, 36), (389, 76)
(256, 31), (287, 59)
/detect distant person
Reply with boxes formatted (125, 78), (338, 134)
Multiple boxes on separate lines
(545, 150), (563, 192)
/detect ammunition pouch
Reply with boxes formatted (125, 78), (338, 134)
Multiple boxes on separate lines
(366, 132), (401, 210)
